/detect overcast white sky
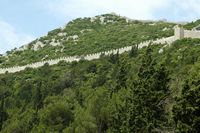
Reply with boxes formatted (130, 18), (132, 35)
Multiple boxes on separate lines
(0, 0), (200, 54)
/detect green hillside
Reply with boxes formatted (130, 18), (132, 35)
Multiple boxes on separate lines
(1, 38), (200, 132)
(0, 14), (200, 133)
(184, 19), (200, 30)
(0, 14), (174, 67)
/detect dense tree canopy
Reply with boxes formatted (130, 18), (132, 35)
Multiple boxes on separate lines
(0, 38), (200, 132)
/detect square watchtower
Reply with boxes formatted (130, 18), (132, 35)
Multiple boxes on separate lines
(174, 25), (184, 39)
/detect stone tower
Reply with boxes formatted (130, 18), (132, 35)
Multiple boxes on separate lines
(174, 25), (184, 39)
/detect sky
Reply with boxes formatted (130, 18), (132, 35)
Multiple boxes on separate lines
(0, 0), (200, 54)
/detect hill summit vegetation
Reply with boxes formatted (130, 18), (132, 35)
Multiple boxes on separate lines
(0, 13), (174, 67)
(0, 14), (200, 133)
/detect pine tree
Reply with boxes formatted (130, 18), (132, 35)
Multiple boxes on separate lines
(115, 59), (129, 90)
(119, 46), (170, 132)
(129, 45), (138, 58)
(109, 51), (119, 64)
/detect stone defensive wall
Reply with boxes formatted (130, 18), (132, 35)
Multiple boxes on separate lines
(184, 30), (200, 38)
(174, 25), (200, 39)
(0, 36), (176, 74)
(3, 25), (200, 74)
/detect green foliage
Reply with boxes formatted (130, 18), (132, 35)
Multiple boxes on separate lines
(172, 64), (200, 132)
(39, 102), (73, 132)
(110, 47), (170, 132)
(48, 28), (62, 36)
(109, 52), (119, 64)
(129, 45), (138, 57)
(1, 35), (200, 132)
(184, 19), (200, 30)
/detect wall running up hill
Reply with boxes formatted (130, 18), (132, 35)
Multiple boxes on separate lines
(1, 26), (200, 74)
(0, 36), (176, 74)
